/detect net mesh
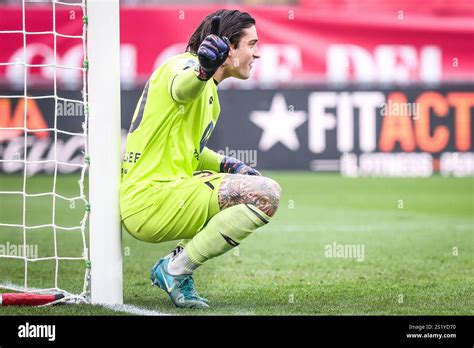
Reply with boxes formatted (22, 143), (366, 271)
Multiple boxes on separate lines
(0, 0), (90, 304)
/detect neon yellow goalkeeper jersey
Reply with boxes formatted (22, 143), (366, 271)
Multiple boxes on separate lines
(120, 52), (220, 219)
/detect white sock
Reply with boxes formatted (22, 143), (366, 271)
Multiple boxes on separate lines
(167, 249), (199, 275)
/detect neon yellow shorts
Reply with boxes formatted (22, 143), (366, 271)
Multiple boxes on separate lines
(122, 171), (226, 243)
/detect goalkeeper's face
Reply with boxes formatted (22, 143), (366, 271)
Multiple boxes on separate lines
(226, 25), (260, 80)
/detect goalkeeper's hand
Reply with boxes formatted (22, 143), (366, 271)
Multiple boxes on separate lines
(220, 157), (261, 176)
(196, 16), (230, 81)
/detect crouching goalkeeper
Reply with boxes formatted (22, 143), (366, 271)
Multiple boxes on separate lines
(120, 9), (281, 309)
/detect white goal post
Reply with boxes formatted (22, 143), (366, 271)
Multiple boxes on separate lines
(0, 0), (123, 306)
(87, 0), (123, 305)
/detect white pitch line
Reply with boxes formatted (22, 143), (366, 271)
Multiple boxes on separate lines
(0, 282), (171, 316)
(101, 303), (172, 316)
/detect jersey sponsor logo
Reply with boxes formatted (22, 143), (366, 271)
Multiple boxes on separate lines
(123, 151), (141, 163)
(209, 96), (213, 105)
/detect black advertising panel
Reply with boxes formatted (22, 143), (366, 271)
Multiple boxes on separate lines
(0, 85), (473, 176)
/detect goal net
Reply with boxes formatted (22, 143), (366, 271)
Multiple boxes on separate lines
(0, 0), (122, 306)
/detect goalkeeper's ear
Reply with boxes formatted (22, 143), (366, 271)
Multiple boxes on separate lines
(221, 46), (233, 68)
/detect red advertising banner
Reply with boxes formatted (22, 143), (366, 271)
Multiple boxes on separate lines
(0, 5), (473, 88)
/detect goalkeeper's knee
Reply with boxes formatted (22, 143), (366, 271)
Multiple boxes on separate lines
(218, 174), (281, 218)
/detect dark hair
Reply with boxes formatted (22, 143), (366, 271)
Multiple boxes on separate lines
(186, 9), (256, 54)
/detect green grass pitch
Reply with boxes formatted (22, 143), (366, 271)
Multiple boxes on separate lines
(0, 172), (472, 315)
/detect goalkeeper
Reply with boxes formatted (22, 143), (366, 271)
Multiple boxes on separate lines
(120, 9), (281, 309)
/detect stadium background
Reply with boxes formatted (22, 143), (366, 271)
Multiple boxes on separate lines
(0, 0), (472, 315)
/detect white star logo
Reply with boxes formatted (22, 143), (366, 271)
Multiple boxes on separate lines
(250, 93), (307, 151)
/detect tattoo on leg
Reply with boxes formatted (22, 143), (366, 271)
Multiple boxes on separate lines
(218, 174), (281, 217)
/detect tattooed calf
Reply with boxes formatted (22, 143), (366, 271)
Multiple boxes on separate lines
(218, 174), (281, 217)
